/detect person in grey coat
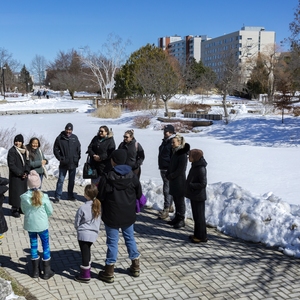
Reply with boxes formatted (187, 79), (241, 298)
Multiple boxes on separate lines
(74, 184), (101, 283)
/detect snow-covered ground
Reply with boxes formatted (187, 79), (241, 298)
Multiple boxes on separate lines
(0, 92), (300, 257)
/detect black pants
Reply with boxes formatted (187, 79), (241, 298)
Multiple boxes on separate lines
(191, 200), (207, 240)
(173, 195), (186, 217)
(78, 240), (93, 267)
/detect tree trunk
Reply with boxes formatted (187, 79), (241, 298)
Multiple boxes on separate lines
(164, 100), (169, 116)
(222, 95), (229, 124)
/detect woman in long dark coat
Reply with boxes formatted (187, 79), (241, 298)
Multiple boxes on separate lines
(166, 134), (190, 229)
(185, 149), (208, 243)
(7, 134), (30, 218)
(87, 126), (115, 185)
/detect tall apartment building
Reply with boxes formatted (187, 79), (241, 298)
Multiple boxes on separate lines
(201, 26), (275, 76)
(158, 35), (208, 65)
(158, 27), (275, 78)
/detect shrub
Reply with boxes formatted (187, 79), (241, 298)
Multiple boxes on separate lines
(293, 107), (300, 117)
(133, 116), (151, 129)
(92, 103), (122, 119)
(0, 127), (16, 149)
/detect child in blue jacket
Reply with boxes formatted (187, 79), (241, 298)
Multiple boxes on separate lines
(20, 170), (54, 280)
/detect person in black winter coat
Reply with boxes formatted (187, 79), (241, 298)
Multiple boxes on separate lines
(53, 123), (81, 202)
(185, 149), (208, 243)
(118, 129), (145, 179)
(87, 126), (115, 185)
(0, 175), (9, 240)
(97, 149), (142, 283)
(158, 125), (175, 219)
(7, 134), (30, 218)
(166, 134), (190, 229)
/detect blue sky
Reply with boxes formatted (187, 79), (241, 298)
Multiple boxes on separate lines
(1, 0), (298, 70)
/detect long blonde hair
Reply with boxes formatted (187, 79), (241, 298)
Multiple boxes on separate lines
(84, 184), (101, 219)
(31, 190), (43, 207)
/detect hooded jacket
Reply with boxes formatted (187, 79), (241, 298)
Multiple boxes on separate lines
(97, 165), (142, 228)
(87, 130), (115, 175)
(185, 157), (207, 202)
(166, 143), (190, 197)
(53, 131), (81, 169)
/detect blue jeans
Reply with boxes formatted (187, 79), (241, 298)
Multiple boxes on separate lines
(104, 224), (139, 265)
(55, 167), (76, 199)
(160, 170), (173, 209)
(29, 229), (51, 260)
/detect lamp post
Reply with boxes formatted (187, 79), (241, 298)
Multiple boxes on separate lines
(2, 66), (6, 100)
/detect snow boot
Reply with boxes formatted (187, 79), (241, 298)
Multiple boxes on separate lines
(173, 215), (185, 229)
(128, 258), (140, 277)
(158, 208), (169, 219)
(41, 258), (55, 280)
(167, 213), (180, 225)
(98, 264), (114, 283)
(31, 257), (40, 278)
(75, 265), (91, 283)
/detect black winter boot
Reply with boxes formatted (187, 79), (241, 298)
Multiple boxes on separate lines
(167, 213), (180, 225)
(128, 258), (140, 277)
(98, 264), (114, 283)
(41, 258), (55, 280)
(31, 257), (40, 278)
(173, 215), (185, 229)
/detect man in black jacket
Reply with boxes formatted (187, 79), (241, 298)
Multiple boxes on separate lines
(158, 125), (175, 219)
(53, 123), (81, 202)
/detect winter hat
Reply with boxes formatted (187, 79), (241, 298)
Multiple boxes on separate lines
(111, 149), (127, 165)
(189, 149), (203, 162)
(27, 170), (41, 189)
(65, 123), (73, 130)
(14, 134), (24, 144)
(164, 124), (175, 134)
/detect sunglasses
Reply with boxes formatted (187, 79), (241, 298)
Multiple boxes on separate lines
(123, 136), (130, 138)
(99, 130), (105, 133)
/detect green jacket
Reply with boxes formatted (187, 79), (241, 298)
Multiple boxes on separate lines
(21, 190), (53, 232)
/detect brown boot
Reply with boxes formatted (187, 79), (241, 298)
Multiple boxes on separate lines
(128, 258), (140, 277)
(98, 264), (114, 283)
(158, 208), (169, 219)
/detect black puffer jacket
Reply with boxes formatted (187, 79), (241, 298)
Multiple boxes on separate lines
(53, 132), (81, 169)
(185, 157), (207, 202)
(118, 138), (145, 171)
(158, 135), (174, 170)
(98, 165), (142, 228)
(166, 143), (190, 197)
(87, 131), (115, 175)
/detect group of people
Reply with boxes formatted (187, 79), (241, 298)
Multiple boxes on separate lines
(0, 121), (207, 283)
(158, 124), (208, 243)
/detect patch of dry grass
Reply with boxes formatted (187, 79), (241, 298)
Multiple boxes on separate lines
(92, 103), (122, 118)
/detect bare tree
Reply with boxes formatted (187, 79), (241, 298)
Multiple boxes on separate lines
(134, 53), (182, 115)
(0, 48), (20, 95)
(80, 33), (131, 99)
(46, 50), (86, 99)
(216, 49), (244, 123)
(30, 55), (47, 86)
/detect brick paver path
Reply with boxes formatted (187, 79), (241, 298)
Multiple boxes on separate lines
(0, 166), (299, 300)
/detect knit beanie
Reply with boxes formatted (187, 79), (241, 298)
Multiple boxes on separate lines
(14, 134), (24, 144)
(65, 123), (73, 130)
(27, 170), (41, 189)
(164, 124), (175, 134)
(189, 149), (203, 162)
(111, 149), (127, 165)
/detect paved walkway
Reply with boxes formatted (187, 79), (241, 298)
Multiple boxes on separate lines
(0, 165), (300, 300)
